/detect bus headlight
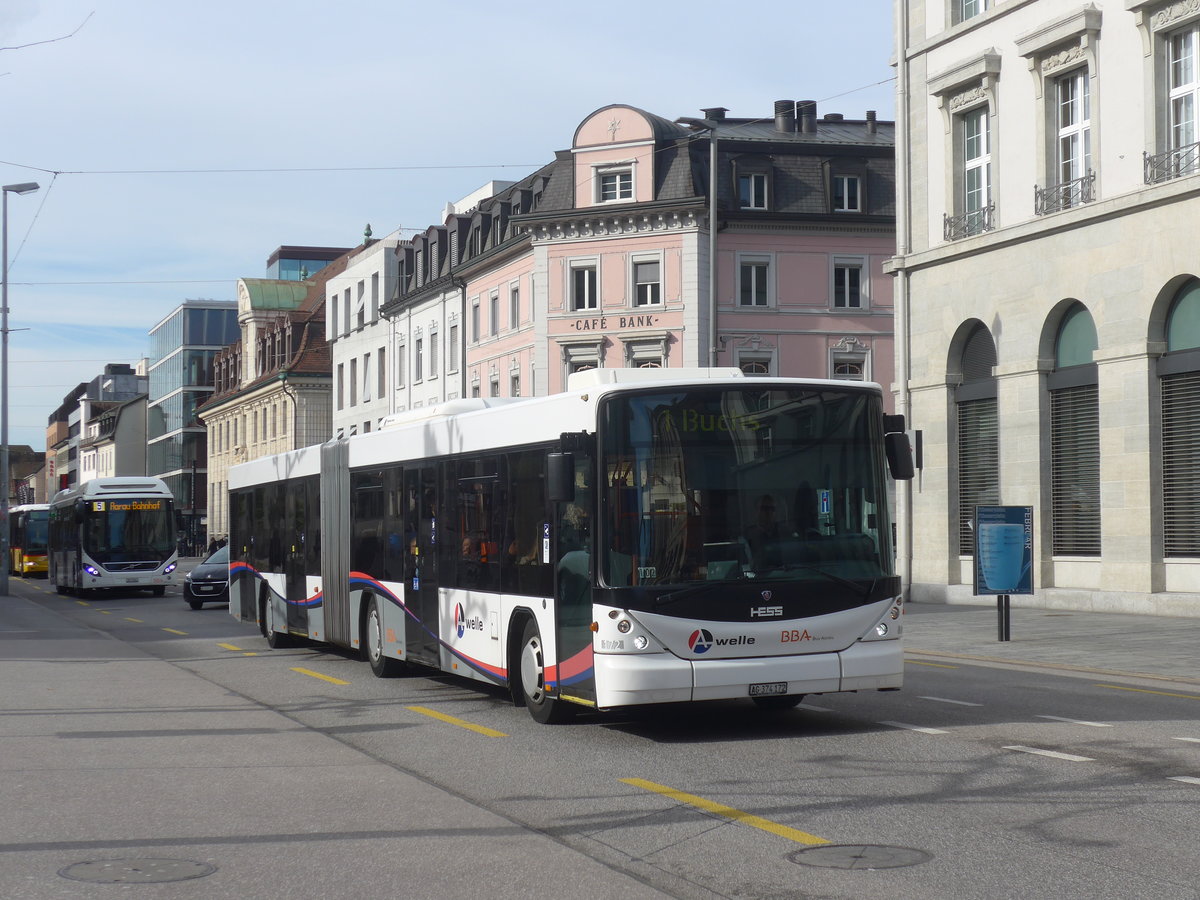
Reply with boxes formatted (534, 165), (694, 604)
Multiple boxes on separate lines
(83, 565), (100, 576)
(164, 562), (178, 574)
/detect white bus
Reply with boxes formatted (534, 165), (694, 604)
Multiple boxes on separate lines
(48, 477), (180, 597)
(228, 369), (914, 722)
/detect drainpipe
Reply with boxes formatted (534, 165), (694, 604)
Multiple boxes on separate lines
(895, 0), (915, 600)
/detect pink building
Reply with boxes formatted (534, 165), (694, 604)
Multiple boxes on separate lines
(385, 101), (894, 408)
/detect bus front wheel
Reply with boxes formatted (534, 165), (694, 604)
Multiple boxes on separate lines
(518, 619), (575, 724)
(260, 595), (292, 649)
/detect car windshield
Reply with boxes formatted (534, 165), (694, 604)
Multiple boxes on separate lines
(204, 545), (229, 565)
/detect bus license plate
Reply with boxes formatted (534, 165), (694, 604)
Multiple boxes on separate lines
(749, 682), (788, 697)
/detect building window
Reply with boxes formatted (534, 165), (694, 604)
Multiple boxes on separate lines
(342, 290), (351, 336)
(490, 293), (499, 337)
(955, 324), (999, 556)
(510, 284), (520, 329)
(362, 353), (372, 404)
(1048, 303), (1100, 556)
(370, 273), (379, 322)
(448, 324), (459, 372)
(471, 301), (480, 342)
(633, 260), (661, 306)
(738, 173), (767, 209)
(833, 359), (866, 380)
(329, 295), (339, 338)
(397, 344), (405, 388)
(378, 347), (386, 398)
(430, 332), (439, 378)
(414, 338), (423, 382)
(490, 376), (500, 397)
(337, 363), (345, 410)
(738, 256), (771, 307)
(1057, 69), (1091, 184)
(738, 356), (771, 376)
(349, 358), (358, 406)
(833, 259), (865, 309)
(1170, 24), (1200, 170)
(597, 168), (633, 202)
(571, 263), (598, 311)
(511, 373), (521, 397)
(958, 0), (989, 23)
(1160, 281), (1200, 555)
(965, 107), (991, 224)
(833, 175), (861, 212)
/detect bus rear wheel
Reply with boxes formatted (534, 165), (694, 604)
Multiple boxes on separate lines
(365, 596), (403, 677)
(518, 619), (575, 724)
(260, 595), (292, 649)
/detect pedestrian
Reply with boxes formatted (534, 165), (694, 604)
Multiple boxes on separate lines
(207, 537), (219, 557)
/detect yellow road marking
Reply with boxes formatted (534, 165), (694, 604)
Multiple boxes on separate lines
(406, 706), (507, 738)
(906, 660), (959, 668)
(1096, 684), (1200, 701)
(99, 610), (112, 615)
(162, 628), (188, 635)
(621, 778), (829, 846)
(291, 667), (350, 685)
(75, 600), (90, 607)
(218, 643), (243, 652)
(124, 617), (143, 623)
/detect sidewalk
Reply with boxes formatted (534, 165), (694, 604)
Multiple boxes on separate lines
(903, 600), (1200, 686)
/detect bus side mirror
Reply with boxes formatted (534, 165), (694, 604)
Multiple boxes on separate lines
(547, 452), (575, 502)
(885, 432), (915, 481)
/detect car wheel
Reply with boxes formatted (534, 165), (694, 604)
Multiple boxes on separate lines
(188, 599), (203, 610)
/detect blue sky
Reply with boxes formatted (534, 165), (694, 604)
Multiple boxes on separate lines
(0, 0), (896, 449)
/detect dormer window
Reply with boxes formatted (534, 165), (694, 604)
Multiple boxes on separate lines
(738, 173), (767, 209)
(597, 167), (633, 202)
(833, 174), (862, 211)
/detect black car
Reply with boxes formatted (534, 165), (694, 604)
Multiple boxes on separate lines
(184, 545), (229, 609)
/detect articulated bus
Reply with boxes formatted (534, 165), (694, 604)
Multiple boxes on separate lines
(229, 368), (914, 723)
(8, 503), (50, 576)
(48, 477), (179, 597)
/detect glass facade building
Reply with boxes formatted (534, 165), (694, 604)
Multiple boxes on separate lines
(147, 301), (239, 554)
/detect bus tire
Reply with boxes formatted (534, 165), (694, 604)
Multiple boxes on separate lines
(260, 594), (292, 649)
(751, 694), (805, 712)
(151, 586), (165, 597)
(518, 619), (575, 724)
(365, 596), (403, 677)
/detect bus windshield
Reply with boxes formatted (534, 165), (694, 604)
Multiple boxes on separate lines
(21, 510), (49, 552)
(600, 386), (892, 589)
(83, 499), (175, 563)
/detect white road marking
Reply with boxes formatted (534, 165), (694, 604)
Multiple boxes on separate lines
(1168, 776), (1200, 785)
(919, 696), (983, 707)
(1171, 737), (1200, 744)
(879, 721), (948, 735)
(1004, 745), (1094, 762)
(1035, 715), (1111, 728)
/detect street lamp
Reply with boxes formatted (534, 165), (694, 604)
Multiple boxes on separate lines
(674, 118), (720, 367)
(1, 181), (40, 598)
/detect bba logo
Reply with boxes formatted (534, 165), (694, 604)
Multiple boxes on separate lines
(453, 603), (484, 639)
(687, 629), (755, 654)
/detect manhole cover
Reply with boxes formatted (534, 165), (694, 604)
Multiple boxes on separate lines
(788, 844), (931, 870)
(59, 858), (217, 884)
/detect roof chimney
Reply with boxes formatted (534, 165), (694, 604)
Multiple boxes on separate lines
(700, 107), (728, 122)
(797, 100), (818, 134)
(866, 109), (878, 134)
(774, 100), (796, 133)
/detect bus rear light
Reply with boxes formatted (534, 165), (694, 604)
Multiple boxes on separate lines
(617, 619), (632, 634)
(889, 605), (900, 620)
(633, 635), (649, 650)
(875, 622), (889, 637)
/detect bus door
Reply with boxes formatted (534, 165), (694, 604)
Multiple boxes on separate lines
(404, 466), (439, 666)
(284, 482), (308, 634)
(553, 450), (596, 705)
(230, 489), (257, 622)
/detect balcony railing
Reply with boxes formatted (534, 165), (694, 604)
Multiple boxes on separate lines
(1034, 171), (1095, 215)
(943, 204), (995, 241)
(1145, 141), (1200, 184)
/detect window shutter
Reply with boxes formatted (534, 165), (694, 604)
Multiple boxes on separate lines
(1162, 370), (1200, 556)
(1050, 384), (1100, 555)
(957, 397), (999, 554)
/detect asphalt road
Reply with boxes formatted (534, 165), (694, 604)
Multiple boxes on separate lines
(3, 576), (1199, 900)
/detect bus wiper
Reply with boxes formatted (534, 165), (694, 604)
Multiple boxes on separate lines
(654, 573), (747, 607)
(770, 564), (877, 599)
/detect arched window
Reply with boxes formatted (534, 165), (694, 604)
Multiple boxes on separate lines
(1159, 279), (1200, 555)
(1048, 303), (1100, 555)
(956, 323), (998, 555)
